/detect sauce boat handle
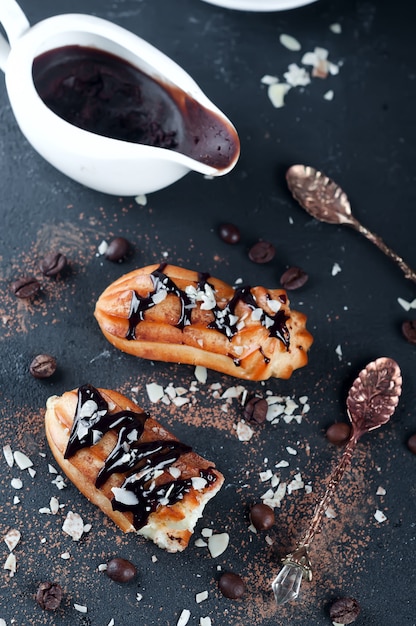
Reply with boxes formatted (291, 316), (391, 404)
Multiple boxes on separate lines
(0, 0), (30, 72)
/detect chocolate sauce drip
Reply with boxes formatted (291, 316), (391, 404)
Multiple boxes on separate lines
(125, 268), (291, 363)
(203, 280), (290, 349)
(127, 264), (194, 340)
(64, 384), (147, 458)
(64, 384), (217, 530)
(96, 435), (191, 488)
(113, 467), (215, 530)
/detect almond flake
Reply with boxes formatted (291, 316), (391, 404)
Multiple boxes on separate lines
(196, 590), (208, 603)
(39, 507), (51, 514)
(13, 450), (33, 470)
(374, 509), (387, 523)
(259, 470), (273, 482)
(236, 421), (254, 442)
(191, 477), (207, 491)
(329, 22), (342, 34)
(194, 365), (207, 384)
(325, 505), (337, 518)
(200, 618), (212, 626)
(261, 74), (278, 86)
(208, 533), (229, 558)
(172, 397), (190, 407)
(52, 475), (67, 489)
(376, 486), (386, 496)
(221, 385), (245, 399)
(286, 446), (297, 455)
(169, 466), (181, 479)
(4, 552), (16, 576)
(177, 609), (191, 626)
(146, 382), (164, 403)
(324, 90), (335, 101)
(287, 473), (304, 493)
(62, 511), (85, 541)
(285, 398), (299, 414)
(331, 262), (342, 276)
(135, 194), (147, 206)
(279, 33), (301, 51)
(275, 460), (289, 468)
(397, 297), (416, 311)
(268, 299), (281, 313)
(201, 528), (213, 537)
(4, 528), (21, 552)
(11, 478), (23, 489)
(284, 63), (311, 87)
(61, 552), (71, 560)
(97, 240), (108, 255)
(268, 82), (291, 108)
(194, 538), (208, 548)
(3, 444), (14, 467)
(74, 604), (87, 613)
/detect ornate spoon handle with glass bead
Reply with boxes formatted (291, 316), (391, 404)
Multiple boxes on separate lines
(272, 357), (402, 605)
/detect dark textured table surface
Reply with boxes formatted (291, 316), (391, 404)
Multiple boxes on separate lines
(1, 1), (415, 624)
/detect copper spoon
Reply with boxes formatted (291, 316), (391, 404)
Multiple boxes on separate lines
(272, 356), (402, 605)
(286, 164), (416, 283)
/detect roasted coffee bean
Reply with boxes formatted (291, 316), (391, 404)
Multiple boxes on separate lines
(106, 557), (137, 583)
(248, 240), (275, 263)
(402, 320), (416, 344)
(407, 433), (416, 454)
(105, 237), (131, 262)
(10, 276), (41, 299)
(280, 266), (308, 290)
(35, 581), (63, 611)
(243, 396), (268, 424)
(326, 422), (351, 446)
(218, 222), (240, 244)
(29, 354), (57, 379)
(218, 572), (246, 599)
(39, 252), (67, 276)
(329, 597), (361, 624)
(250, 503), (275, 531)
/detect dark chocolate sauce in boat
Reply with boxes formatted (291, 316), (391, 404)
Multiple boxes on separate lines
(126, 266), (291, 362)
(32, 45), (239, 169)
(65, 384), (217, 530)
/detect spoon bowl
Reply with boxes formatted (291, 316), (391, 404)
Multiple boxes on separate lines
(286, 164), (416, 283)
(0, 1), (240, 196)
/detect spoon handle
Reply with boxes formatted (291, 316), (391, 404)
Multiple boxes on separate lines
(300, 436), (357, 548)
(350, 217), (416, 283)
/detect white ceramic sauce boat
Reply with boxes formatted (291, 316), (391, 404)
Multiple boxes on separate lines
(0, 0), (240, 195)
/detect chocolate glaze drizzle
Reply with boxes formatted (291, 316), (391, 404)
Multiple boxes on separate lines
(64, 384), (217, 529)
(126, 265), (290, 359)
(127, 264), (194, 339)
